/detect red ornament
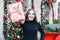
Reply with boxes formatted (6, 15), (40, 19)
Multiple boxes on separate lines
(13, 35), (17, 40)
(48, 0), (51, 3)
(56, 27), (59, 32)
(15, 0), (21, 2)
(17, 36), (20, 39)
(4, 0), (8, 2)
(3, 15), (8, 19)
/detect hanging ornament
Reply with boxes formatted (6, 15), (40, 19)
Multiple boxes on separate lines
(7, 34), (10, 37)
(19, 29), (21, 31)
(48, 0), (51, 3)
(56, 27), (59, 32)
(31, 0), (34, 9)
(17, 35), (20, 39)
(4, 0), (8, 2)
(13, 35), (17, 40)
(14, 0), (24, 5)
(15, 0), (21, 2)
(14, 0), (22, 3)
(3, 15), (8, 19)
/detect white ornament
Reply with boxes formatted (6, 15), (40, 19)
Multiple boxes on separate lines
(17, 36), (20, 38)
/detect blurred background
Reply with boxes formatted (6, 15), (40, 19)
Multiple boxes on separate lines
(0, 0), (60, 40)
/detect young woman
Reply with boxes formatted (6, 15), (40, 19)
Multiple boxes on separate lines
(21, 9), (44, 40)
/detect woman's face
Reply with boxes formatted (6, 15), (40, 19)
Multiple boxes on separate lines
(28, 10), (35, 21)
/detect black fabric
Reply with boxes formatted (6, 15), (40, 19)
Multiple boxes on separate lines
(21, 21), (44, 40)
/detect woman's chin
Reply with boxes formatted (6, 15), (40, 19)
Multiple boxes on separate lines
(29, 19), (33, 21)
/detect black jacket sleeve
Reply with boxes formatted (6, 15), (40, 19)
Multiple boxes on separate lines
(38, 23), (44, 40)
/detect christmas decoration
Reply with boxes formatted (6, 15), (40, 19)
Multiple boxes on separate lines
(31, 0), (34, 9)
(56, 27), (59, 32)
(48, 0), (51, 3)
(45, 24), (60, 33)
(41, 0), (54, 29)
(4, 0), (8, 2)
(3, 15), (8, 19)
(3, 0), (24, 40)
(15, 0), (21, 2)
